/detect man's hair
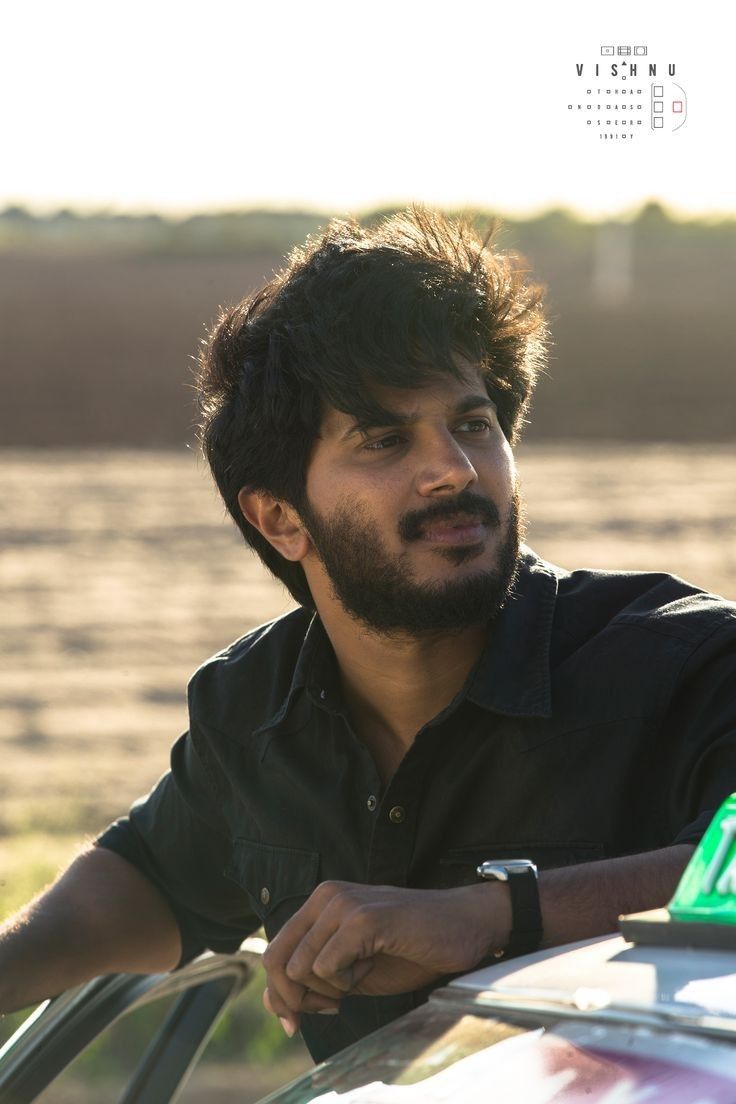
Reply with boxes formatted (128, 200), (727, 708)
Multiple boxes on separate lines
(197, 206), (549, 608)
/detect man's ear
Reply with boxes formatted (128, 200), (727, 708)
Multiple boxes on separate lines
(237, 489), (311, 562)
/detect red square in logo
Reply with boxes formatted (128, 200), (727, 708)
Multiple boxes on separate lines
(673, 101), (683, 113)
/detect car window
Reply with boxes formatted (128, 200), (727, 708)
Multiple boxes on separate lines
(180, 961), (311, 1103)
(34, 991), (181, 1103)
(259, 1001), (736, 1104)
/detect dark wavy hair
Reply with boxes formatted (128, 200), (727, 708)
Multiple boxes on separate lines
(197, 206), (549, 608)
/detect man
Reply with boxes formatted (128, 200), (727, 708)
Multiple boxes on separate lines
(2, 208), (735, 1063)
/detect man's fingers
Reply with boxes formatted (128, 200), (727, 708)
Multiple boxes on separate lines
(309, 930), (378, 991)
(282, 926), (347, 997)
(313, 955), (375, 993)
(264, 967), (341, 1017)
(265, 909), (347, 1011)
(263, 984), (340, 1032)
(281, 917), (371, 995)
(262, 985), (300, 1037)
(262, 898), (332, 1015)
(284, 925), (347, 989)
(284, 894), (378, 987)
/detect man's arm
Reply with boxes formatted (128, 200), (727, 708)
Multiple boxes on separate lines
(537, 844), (694, 945)
(262, 845), (694, 1035)
(0, 847), (182, 1015)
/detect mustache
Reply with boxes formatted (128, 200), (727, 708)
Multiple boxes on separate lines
(398, 491), (501, 542)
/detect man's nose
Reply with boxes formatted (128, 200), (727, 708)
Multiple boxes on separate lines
(414, 433), (479, 496)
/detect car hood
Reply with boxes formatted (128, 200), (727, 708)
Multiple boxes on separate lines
(449, 934), (736, 1031)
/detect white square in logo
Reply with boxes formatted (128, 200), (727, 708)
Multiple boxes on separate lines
(653, 85), (664, 97)
(654, 102), (664, 113)
(634, 46), (647, 55)
(653, 117), (664, 128)
(673, 100), (683, 112)
(601, 45), (614, 55)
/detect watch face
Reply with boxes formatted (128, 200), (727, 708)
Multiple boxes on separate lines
(477, 859), (539, 882)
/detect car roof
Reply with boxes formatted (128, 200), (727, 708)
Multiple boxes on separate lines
(446, 934), (736, 1033)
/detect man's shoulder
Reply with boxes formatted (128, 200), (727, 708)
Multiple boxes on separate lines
(186, 605), (314, 731)
(525, 549), (736, 651)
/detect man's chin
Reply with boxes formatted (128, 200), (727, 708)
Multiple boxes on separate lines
(339, 563), (520, 638)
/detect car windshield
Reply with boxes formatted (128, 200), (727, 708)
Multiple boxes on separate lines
(258, 998), (736, 1104)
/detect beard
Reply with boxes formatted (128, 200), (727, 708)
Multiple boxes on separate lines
(299, 487), (524, 637)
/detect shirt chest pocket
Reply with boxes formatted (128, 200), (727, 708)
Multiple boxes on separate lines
(224, 839), (321, 933)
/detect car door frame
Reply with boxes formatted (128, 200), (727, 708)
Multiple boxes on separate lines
(0, 937), (265, 1104)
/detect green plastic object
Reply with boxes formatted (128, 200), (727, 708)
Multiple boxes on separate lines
(670, 793), (736, 924)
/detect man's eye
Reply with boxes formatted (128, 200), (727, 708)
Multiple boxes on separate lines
(458, 418), (492, 433)
(363, 434), (403, 452)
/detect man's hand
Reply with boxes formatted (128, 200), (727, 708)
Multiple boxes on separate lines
(261, 880), (509, 1036)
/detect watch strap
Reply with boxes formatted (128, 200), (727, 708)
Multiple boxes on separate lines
(477, 859), (543, 959)
(505, 864), (543, 957)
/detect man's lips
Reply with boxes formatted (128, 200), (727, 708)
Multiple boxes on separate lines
(418, 515), (489, 545)
(399, 494), (501, 544)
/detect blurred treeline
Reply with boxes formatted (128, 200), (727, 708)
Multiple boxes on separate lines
(2, 202), (735, 446)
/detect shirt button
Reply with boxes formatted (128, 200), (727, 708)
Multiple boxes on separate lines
(260, 887), (271, 906)
(389, 805), (405, 824)
(367, 795), (377, 812)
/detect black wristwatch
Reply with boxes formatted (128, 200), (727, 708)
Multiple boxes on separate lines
(476, 858), (542, 959)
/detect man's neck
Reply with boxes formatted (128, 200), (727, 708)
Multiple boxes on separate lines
(317, 605), (488, 781)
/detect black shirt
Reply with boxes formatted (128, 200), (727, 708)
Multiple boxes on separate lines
(97, 548), (736, 1061)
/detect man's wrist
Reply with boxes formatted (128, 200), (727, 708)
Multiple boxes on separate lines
(463, 881), (513, 964)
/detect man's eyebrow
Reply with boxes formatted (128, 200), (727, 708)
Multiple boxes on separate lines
(339, 395), (495, 442)
(455, 394), (496, 416)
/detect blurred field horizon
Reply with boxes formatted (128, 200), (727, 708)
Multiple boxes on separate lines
(3, 204), (736, 447)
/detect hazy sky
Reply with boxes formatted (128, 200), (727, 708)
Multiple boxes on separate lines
(4, 0), (734, 219)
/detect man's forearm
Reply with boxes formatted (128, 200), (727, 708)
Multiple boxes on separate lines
(536, 843), (695, 948)
(0, 846), (182, 1014)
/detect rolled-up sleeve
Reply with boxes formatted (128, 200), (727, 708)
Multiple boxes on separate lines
(96, 725), (259, 966)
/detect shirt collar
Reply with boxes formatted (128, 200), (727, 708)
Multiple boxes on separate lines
(257, 545), (558, 735)
(251, 612), (342, 736)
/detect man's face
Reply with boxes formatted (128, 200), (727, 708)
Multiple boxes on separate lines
(300, 369), (522, 636)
